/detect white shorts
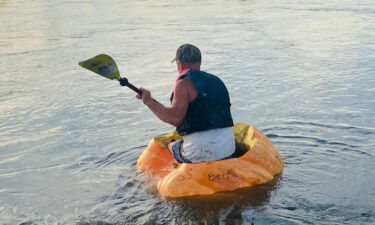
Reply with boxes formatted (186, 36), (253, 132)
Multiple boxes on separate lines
(168, 127), (235, 163)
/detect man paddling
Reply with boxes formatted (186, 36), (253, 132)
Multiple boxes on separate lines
(136, 44), (235, 163)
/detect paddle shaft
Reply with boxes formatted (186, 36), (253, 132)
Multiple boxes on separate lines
(119, 78), (160, 104)
(119, 77), (141, 94)
(126, 82), (142, 94)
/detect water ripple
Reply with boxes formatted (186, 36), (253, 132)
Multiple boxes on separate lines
(1, 0), (374, 224)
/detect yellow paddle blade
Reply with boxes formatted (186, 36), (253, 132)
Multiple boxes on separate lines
(79, 54), (120, 80)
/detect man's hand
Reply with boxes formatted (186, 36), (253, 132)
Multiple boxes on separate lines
(134, 79), (196, 127)
(137, 88), (152, 106)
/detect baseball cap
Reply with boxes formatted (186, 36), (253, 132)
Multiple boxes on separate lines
(171, 44), (202, 63)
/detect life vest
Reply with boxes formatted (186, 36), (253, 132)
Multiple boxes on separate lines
(173, 70), (234, 136)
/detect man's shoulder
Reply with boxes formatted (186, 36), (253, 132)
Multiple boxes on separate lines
(176, 77), (194, 88)
(175, 77), (197, 101)
(175, 78), (196, 94)
(187, 70), (213, 76)
(188, 70), (221, 80)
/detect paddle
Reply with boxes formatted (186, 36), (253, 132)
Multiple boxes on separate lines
(78, 54), (142, 94)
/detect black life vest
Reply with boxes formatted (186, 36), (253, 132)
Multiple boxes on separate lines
(172, 70), (234, 136)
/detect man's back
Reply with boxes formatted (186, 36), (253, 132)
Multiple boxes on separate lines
(137, 44), (235, 163)
(175, 70), (234, 136)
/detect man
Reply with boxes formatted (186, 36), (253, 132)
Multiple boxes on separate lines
(137, 44), (235, 163)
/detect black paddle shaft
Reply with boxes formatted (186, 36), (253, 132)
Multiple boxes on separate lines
(119, 77), (142, 94)
(119, 77), (160, 104)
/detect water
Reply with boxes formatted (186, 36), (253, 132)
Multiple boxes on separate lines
(1, 0), (374, 224)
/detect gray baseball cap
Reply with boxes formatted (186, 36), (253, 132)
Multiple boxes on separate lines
(171, 44), (202, 63)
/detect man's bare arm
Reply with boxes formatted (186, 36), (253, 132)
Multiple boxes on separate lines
(137, 79), (193, 127)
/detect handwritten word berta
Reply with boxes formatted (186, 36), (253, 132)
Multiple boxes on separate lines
(208, 169), (239, 182)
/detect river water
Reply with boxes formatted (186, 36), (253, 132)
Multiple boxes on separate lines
(1, 0), (374, 224)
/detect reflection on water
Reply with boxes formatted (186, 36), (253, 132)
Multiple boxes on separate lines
(75, 176), (281, 225)
(0, 0), (374, 224)
(171, 176), (281, 222)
